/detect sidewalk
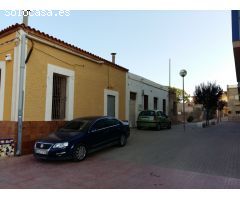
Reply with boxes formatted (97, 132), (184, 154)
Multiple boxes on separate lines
(185, 117), (229, 129)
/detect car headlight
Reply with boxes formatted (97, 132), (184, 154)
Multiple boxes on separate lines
(53, 142), (69, 149)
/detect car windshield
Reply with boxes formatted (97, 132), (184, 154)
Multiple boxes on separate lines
(60, 120), (89, 131)
(139, 111), (156, 116)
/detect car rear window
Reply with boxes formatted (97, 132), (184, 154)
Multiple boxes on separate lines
(139, 111), (156, 116)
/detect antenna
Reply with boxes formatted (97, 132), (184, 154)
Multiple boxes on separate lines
(169, 58), (171, 88)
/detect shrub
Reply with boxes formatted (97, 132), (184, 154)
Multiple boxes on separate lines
(211, 121), (216, 125)
(187, 116), (194, 122)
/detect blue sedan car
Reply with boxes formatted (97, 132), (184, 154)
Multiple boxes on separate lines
(34, 116), (130, 161)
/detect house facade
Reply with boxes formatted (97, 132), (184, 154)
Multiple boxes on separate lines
(227, 85), (240, 119)
(220, 91), (229, 117)
(126, 72), (169, 127)
(231, 11), (240, 99)
(0, 23), (128, 155)
(177, 101), (203, 122)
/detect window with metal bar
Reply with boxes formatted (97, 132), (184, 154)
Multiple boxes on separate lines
(144, 95), (148, 110)
(154, 97), (158, 110)
(52, 73), (67, 120)
(162, 99), (166, 114)
(130, 92), (136, 100)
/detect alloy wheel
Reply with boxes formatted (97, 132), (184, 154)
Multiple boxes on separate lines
(120, 134), (127, 146)
(75, 145), (87, 161)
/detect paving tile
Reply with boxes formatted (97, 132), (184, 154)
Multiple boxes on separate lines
(1, 121), (240, 188)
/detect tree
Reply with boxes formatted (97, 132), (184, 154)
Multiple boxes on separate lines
(170, 87), (190, 103)
(217, 100), (227, 122)
(194, 82), (223, 126)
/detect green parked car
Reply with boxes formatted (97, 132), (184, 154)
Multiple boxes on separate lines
(137, 110), (171, 130)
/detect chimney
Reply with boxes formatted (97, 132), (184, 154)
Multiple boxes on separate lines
(22, 10), (30, 26)
(111, 53), (116, 64)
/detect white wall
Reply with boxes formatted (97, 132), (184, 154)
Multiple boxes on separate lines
(127, 72), (169, 126)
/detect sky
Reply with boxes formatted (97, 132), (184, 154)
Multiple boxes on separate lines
(0, 10), (237, 95)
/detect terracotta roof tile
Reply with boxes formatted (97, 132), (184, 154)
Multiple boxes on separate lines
(0, 23), (128, 72)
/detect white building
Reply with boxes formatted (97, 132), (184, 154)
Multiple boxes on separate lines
(126, 72), (169, 127)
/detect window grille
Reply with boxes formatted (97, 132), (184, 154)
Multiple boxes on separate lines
(52, 73), (67, 120)
(154, 97), (158, 110)
(144, 95), (148, 110)
(163, 99), (166, 114)
(130, 92), (136, 100)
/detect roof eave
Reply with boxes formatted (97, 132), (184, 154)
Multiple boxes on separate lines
(0, 23), (129, 72)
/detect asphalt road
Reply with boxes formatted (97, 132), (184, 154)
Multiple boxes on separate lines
(1, 121), (240, 188)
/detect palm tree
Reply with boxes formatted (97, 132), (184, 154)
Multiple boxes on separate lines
(194, 82), (223, 126)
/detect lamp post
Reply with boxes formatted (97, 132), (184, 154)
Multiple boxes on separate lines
(179, 69), (187, 131)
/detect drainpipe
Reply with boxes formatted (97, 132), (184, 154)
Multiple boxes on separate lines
(16, 32), (26, 156)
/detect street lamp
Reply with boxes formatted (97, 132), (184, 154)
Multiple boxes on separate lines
(179, 69), (187, 131)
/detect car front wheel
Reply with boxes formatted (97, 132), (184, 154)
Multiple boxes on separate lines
(119, 134), (127, 147)
(73, 144), (87, 162)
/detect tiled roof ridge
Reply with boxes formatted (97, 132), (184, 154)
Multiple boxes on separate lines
(0, 23), (128, 71)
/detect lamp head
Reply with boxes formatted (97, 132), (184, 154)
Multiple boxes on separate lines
(179, 69), (187, 77)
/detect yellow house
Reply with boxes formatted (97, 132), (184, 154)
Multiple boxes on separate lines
(0, 23), (128, 154)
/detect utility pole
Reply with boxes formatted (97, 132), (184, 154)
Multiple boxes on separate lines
(16, 11), (29, 156)
(168, 59), (171, 117)
(169, 59), (171, 88)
